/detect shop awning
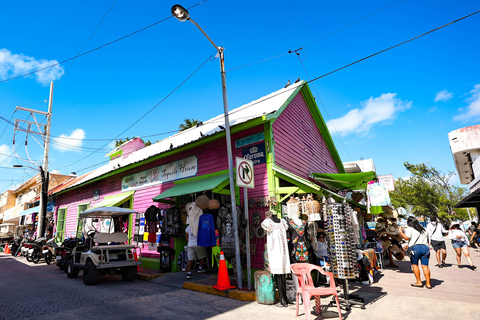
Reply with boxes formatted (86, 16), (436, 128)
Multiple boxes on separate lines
(309, 171), (377, 190)
(153, 173), (230, 201)
(91, 190), (135, 208)
(454, 187), (480, 208)
(20, 206), (39, 216)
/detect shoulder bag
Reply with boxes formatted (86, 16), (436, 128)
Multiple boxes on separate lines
(404, 231), (420, 257)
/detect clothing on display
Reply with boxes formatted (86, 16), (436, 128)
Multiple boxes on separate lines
(261, 217), (291, 274)
(197, 213), (216, 247)
(185, 202), (203, 236)
(217, 204), (242, 259)
(286, 218), (310, 263)
(366, 181), (391, 214)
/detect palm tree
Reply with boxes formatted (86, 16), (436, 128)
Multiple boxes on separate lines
(178, 118), (200, 132)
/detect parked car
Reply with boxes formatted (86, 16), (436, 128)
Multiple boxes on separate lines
(65, 207), (141, 285)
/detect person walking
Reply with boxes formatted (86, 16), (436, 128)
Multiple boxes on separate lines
(449, 222), (476, 270)
(399, 217), (432, 289)
(184, 224), (207, 279)
(426, 217), (448, 268)
(468, 222), (479, 249)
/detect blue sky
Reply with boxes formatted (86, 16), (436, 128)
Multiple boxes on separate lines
(1, 0), (479, 193)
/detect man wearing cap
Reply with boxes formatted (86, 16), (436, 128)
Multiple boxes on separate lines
(426, 217), (448, 268)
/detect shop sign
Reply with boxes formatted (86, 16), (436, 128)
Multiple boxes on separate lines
(121, 156), (198, 191)
(242, 142), (266, 165)
(378, 174), (395, 191)
(236, 157), (254, 188)
(235, 132), (264, 148)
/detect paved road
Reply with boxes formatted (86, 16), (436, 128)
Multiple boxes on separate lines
(1, 241), (479, 320)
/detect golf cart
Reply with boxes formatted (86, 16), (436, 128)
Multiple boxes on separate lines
(65, 207), (141, 285)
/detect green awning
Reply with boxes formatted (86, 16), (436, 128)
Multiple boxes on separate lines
(92, 190), (135, 208)
(309, 171), (377, 190)
(153, 173), (230, 201)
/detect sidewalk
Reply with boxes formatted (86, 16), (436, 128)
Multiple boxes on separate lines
(137, 243), (480, 319)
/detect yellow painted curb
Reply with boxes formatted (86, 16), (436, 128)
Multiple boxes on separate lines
(183, 281), (256, 301)
(137, 272), (165, 281)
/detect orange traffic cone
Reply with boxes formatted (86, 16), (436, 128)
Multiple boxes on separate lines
(133, 251), (142, 272)
(212, 251), (236, 291)
(4, 244), (11, 254)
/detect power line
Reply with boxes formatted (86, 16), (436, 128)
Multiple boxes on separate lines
(0, 0), (210, 85)
(226, 0), (404, 73)
(54, 0), (118, 91)
(57, 51), (216, 170)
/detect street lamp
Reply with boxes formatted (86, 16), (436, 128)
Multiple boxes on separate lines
(13, 164), (49, 239)
(171, 4), (243, 288)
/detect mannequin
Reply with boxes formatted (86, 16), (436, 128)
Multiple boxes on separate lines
(286, 198), (310, 263)
(261, 213), (291, 307)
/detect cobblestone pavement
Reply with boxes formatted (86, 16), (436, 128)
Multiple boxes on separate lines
(1, 243), (479, 320)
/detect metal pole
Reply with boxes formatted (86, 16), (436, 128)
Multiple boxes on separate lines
(37, 81), (53, 239)
(219, 50), (242, 289)
(244, 187), (252, 290)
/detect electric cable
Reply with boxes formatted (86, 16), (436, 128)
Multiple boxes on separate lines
(0, 0), (210, 85)
(57, 51), (216, 170)
(226, 0), (404, 73)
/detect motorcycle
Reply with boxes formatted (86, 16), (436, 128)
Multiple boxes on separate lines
(28, 238), (46, 264)
(42, 238), (56, 265)
(7, 235), (23, 257)
(54, 238), (76, 271)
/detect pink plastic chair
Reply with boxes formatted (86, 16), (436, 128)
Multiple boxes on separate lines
(290, 263), (342, 320)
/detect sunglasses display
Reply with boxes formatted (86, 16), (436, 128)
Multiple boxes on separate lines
(325, 202), (358, 280)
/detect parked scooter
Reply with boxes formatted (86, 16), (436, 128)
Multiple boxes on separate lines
(7, 235), (23, 257)
(43, 238), (57, 265)
(28, 238), (47, 264)
(54, 238), (76, 271)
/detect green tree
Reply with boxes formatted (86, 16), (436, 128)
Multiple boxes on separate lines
(390, 162), (470, 224)
(178, 118), (200, 132)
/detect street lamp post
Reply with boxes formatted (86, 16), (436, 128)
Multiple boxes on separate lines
(13, 164), (49, 239)
(171, 4), (243, 288)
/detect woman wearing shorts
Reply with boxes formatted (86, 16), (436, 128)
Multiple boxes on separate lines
(399, 217), (432, 289)
(449, 222), (476, 270)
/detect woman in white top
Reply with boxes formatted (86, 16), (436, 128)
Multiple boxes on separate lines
(399, 217), (432, 289)
(449, 222), (476, 270)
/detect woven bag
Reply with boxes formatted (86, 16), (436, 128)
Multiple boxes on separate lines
(195, 195), (209, 210)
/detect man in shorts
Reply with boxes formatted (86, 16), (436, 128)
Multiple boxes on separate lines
(426, 217), (448, 268)
(185, 224), (206, 279)
(468, 222), (480, 249)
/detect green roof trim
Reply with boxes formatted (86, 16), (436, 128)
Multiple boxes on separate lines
(309, 171), (377, 190)
(153, 172), (230, 201)
(91, 190), (135, 208)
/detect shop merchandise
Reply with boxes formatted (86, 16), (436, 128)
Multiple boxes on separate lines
(216, 203), (242, 259)
(197, 213), (216, 247)
(286, 217), (310, 263)
(185, 202), (203, 236)
(261, 216), (291, 274)
(366, 180), (391, 214)
(325, 200), (358, 279)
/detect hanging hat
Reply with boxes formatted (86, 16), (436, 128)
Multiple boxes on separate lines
(381, 239), (392, 249)
(386, 224), (399, 236)
(389, 244), (405, 260)
(381, 208), (399, 219)
(375, 221), (386, 233)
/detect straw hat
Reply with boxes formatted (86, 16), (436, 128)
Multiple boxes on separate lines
(390, 244), (405, 260)
(375, 221), (386, 233)
(386, 224), (399, 236)
(381, 208), (399, 219)
(381, 239), (392, 249)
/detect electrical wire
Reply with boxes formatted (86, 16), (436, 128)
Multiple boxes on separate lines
(226, 0), (404, 73)
(0, 0), (210, 85)
(57, 51), (217, 170)
(54, 0), (118, 91)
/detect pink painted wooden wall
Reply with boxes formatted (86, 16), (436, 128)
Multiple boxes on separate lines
(57, 125), (269, 269)
(272, 93), (340, 177)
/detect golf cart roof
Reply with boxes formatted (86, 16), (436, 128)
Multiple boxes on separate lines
(79, 207), (137, 218)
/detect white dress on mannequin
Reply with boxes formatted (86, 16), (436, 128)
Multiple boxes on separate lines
(261, 218), (291, 274)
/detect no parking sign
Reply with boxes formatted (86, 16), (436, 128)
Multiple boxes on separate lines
(236, 157), (254, 189)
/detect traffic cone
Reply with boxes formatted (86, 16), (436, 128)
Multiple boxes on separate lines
(133, 251), (142, 272)
(4, 244), (10, 254)
(212, 251), (236, 291)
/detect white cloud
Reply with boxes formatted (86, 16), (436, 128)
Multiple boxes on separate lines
(0, 48), (64, 85)
(453, 84), (480, 122)
(0, 144), (13, 166)
(428, 106), (437, 113)
(434, 90), (453, 102)
(52, 129), (86, 152)
(326, 93), (411, 136)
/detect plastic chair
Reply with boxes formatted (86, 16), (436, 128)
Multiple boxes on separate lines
(290, 263), (342, 320)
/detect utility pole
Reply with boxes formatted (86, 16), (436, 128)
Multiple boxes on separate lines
(37, 81), (53, 238)
(14, 81), (53, 239)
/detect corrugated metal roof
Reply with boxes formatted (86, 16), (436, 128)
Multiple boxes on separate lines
(67, 81), (305, 190)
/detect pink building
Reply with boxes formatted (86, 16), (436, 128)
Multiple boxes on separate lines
(53, 81), (345, 271)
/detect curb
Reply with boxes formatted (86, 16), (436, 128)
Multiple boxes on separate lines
(183, 277), (256, 301)
(136, 271), (166, 281)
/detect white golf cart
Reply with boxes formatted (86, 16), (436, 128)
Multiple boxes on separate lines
(65, 207), (141, 285)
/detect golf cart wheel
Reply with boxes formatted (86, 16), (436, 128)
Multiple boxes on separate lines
(32, 252), (41, 264)
(45, 251), (52, 265)
(66, 259), (79, 278)
(121, 266), (137, 281)
(83, 260), (99, 285)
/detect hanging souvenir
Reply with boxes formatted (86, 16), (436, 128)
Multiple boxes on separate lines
(286, 196), (300, 218)
(195, 194), (209, 210)
(305, 194), (321, 221)
(207, 195), (220, 210)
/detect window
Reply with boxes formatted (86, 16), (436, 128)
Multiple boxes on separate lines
(56, 208), (67, 241)
(17, 194), (23, 206)
(77, 204), (89, 238)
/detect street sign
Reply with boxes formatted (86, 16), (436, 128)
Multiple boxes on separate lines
(236, 157), (254, 188)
